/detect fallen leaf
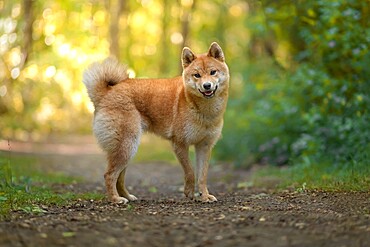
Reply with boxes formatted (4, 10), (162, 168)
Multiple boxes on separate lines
(62, 232), (76, 238)
(237, 181), (253, 189)
(241, 206), (252, 211)
(148, 186), (158, 193)
(215, 214), (226, 220)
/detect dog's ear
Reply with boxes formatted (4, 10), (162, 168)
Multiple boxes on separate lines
(207, 42), (225, 62)
(182, 47), (197, 68)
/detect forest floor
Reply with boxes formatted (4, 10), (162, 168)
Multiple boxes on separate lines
(0, 138), (369, 247)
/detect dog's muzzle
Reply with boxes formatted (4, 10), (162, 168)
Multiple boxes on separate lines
(198, 85), (218, 99)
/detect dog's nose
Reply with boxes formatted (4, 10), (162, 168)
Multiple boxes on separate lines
(203, 82), (212, 90)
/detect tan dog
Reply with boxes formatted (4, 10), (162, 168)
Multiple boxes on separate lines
(83, 42), (229, 203)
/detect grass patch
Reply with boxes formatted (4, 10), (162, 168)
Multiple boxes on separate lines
(0, 152), (104, 220)
(0, 185), (104, 219)
(251, 161), (370, 192)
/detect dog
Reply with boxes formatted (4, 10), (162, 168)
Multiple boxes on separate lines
(83, 42), (229, 203)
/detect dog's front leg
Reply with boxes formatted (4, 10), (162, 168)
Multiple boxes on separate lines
(172, 142), (195, 199)
(195, 142), (217, 202)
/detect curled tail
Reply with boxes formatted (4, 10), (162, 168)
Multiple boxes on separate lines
(82, 58), (129, 107)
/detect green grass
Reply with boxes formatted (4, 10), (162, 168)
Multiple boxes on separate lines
(251, 161), (370, 192)
(0, 186), (104, 218)
(0, 152), (104, 220)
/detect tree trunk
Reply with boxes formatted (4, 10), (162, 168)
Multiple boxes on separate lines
(106, 0), (125, 59)
(178, 0), (196, 74)
(159, 0), (170, 75)
(20, 0), (34, 69)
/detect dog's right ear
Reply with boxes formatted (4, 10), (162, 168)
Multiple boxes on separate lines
(182, 47), (196, 68)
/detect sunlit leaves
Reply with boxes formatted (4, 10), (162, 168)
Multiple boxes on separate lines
(0, 0), (110, 138)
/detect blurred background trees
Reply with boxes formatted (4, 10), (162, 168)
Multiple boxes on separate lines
(0, 0), (368, 171)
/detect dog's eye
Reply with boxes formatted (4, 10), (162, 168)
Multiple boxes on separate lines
(193, 73), (201, 79)
(210, 70), (217, 76)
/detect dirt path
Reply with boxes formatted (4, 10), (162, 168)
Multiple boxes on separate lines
(0, 139), (369, 247)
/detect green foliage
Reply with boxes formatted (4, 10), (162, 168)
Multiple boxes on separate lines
(216, 60), (302, 166)
(288, 66), (369, 167)
(216, 0), (369, 181)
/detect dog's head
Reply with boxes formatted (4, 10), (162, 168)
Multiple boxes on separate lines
(181, 42), (229, 99)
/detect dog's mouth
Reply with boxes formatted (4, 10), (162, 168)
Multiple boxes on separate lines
(198, 86), (218, 99)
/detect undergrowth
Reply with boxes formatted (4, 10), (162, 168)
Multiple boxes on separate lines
(251, 160), (370, 192)
(0, 152), (104, 220)
(215, 1), (369, 191)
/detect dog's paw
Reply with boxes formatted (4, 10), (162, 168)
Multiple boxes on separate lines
(127, 194), (138, 201)
(184, 189), (195, 200)
(184, 184), (195, 200)
(111, 196), (129, 204)
(200, 194), (218, 203)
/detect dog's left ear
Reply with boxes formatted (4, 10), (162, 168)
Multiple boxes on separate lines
(207, 42), (225, 62)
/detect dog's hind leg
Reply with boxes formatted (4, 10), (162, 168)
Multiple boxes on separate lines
(103, 117), (141, 204)
(105, 148), (134, 204)
(117, 167), (138, 201)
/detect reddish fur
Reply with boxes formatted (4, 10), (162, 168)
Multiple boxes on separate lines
(83, 43), (229, 203)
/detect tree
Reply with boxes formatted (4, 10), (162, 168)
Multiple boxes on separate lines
(106, 0), (125, 58)
(20, 0), (34, 69)
(178, 0), (196, 73)
(159, 0), (171, 74)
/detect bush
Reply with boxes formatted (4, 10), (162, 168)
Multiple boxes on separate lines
(216, 61), (303, 166)
(215, 0), (370, 172)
